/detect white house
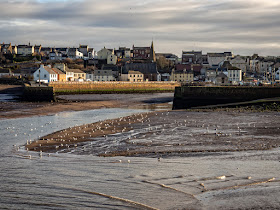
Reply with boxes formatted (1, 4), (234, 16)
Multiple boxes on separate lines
(67, 48), (83, 59)
(227, 67), (242, 84)
(33, 65), (58, 83)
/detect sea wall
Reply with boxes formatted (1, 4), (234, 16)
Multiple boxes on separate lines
(49, 81), (180, 94)
(173, 86), (280, 109)
(22, 86), (56, 102)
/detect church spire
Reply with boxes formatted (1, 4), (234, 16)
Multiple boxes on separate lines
(151, 41), (156, 62)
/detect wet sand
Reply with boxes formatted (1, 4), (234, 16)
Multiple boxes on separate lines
(26, 110), (280, 158)
(26, 112), (155, 152)
(0, 100), (123, 119)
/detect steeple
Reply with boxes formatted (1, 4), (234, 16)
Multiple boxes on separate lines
(151, 41), (156, 62)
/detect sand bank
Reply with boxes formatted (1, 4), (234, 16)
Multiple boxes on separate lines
(26, 110), (280, 157)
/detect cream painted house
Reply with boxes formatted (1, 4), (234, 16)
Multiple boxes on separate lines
(97, 47), (114, 60)
(107, 54), (117, 65)
(120, 71), (144, 82)
(71, 69), (86, 81)
(170, 69), (194, 83)
(127, 71), (144, 82)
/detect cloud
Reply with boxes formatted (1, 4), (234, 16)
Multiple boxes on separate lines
(0, 0), (280, 56)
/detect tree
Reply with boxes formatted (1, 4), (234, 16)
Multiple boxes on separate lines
(64, 58), (74, 64)
(156, 56), (173, 73)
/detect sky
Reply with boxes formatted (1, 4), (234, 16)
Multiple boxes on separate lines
(0, 0), (280, 56)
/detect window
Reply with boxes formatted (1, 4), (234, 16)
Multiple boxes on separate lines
(37, 74), (39, 77)
(44, 74), (47, 78)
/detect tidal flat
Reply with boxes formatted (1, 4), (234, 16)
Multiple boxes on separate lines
(1, 90), (280, 209)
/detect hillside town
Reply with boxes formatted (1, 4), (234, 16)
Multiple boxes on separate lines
(1, 41), (280, 86)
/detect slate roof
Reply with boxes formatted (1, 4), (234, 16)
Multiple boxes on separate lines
(172, 70), (193, 74)
(102, 64), (119, 71)
(17, 45), (33, 48)
(124, 63), (158, 74)
(43, 66), (58, 74)
(175, 64), (191, 71)
(41, 66), (66, 75)
(192, 65), (203, 72)
(51, 68), (65, 75)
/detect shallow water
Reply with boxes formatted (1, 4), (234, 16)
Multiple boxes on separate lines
(0, 108), (280, 209)
(0, 93), (17, 102)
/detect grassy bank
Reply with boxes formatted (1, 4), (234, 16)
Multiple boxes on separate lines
(55, 88), (174, 95)
(50, 81), (180, 95)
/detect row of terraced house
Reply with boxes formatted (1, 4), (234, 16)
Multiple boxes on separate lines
(2, 41), (280, 85)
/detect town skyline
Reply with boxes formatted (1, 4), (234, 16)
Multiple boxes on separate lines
(1, 0), (280, 56)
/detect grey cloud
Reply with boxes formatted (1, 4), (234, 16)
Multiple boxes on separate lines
(0, 0), (280, 56)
